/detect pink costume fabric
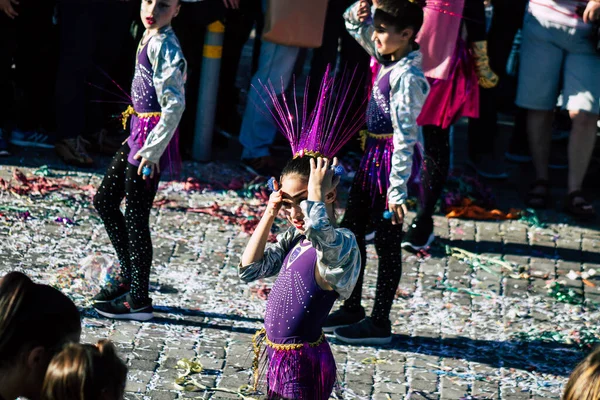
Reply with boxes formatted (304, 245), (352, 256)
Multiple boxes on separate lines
(416, 0), (479, 129)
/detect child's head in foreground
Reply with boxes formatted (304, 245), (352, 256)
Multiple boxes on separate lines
(42, 340), (128, 400)
(372, 0), (425, 57)
(563, 346), (600, 400)
(278, 156), (339, 232)
(0, 271), (81, 400)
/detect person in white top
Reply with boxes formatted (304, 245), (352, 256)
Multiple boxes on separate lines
(517, 0), (600, 220)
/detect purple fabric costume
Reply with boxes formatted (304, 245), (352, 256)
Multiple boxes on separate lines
(355, 65), (396, 206)
(263, 238), (338, 399)
(127, 41), (180, 176)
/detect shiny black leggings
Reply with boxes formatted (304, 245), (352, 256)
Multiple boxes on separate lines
(341, 181), (404, 327)
(417, 126), (451, 220)
(93, 144), (159, 304)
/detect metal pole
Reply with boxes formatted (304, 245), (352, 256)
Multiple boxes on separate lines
(192, 21), (225, 162)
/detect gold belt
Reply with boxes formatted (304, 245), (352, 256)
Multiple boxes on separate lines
(121, 105), (161, 130)
(359, 130), (394, 151)
(251, 328), (325, 390)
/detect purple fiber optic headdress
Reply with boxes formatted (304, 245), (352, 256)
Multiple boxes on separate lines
(255, 65), (366, 159)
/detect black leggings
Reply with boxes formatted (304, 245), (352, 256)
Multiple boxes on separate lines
(341, 181), (404, 327)
(93, 144), (159, 304)
(418, 126), (451, 220)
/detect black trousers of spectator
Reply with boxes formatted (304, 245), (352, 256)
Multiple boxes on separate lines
(172, 0), (225, 156)
(55, 0), (136, 141)
(216, 0), (264, 131)
(0, 0), (55, 132)
(468, 0), (528, 161)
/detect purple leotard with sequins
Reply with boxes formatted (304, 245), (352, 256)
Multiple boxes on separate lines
(356, 63), (397, 205)
(263, 238), (338, 399)
(127, 42), (179, 174)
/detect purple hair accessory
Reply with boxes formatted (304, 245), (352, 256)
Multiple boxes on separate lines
(254, 65), (366, 160)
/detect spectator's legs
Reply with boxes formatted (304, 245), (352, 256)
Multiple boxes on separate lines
(526, 109), (553, 182)
(568, 111), (598, 193)
(13, 0), (55, 134)
(239, 42), (300, 160)
(216, 0), (263, 134)
(0, 13), (16, 133)
(172, 0), (224, 156)
(55, 1), (95, 141)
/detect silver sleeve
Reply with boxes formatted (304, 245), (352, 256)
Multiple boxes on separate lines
(238, 228), (300, 283)
(344, 1), (382, 62)
(137, 34), (187, 164)
(301, 201), (361, 301)
(387, 71), (430, 205)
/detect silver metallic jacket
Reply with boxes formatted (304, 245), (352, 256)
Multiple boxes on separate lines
(239, 201), (361, 301)
(137, 26), (187, 164)
(344, 2), (430, 206)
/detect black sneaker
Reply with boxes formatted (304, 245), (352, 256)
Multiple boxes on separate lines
(334, 317), (392, 345)
(94, 293), (154, 321)
(92, 282), (131, 303)
(323, 306), (365, 333)
(402, 216), (434, 251)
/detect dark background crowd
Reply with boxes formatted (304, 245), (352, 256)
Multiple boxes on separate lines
(0, 0), (599, 212)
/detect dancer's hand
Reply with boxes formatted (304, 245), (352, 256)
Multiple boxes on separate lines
(266, 179), (283, 217)
(357, 0), (370, 22)
(388, 203), (407, 226)
(308, 157), (340, 202)
(1, 0), (19, 18)
(134, 154), (160, 180)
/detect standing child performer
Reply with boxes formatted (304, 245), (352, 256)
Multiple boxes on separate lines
(42, 340), (128, 400)
(92, 0), (186, 321)
(322, 0), (429, 345)
(239, 69), (363, 399)
(401, 0), (497, 250)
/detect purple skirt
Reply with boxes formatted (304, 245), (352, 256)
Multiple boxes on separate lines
(417, 38), (479, 129)
(355, 133), (394, 210)
(266, 341), (336, 400)
(127, 114), (181, 179)
(253, 330), (336, 400)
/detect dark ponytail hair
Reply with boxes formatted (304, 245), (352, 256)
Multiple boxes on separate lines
(280, 156), (314, 181)
(0, 272), (81, 366)
(374, 0), (425, 41)
(42, 340), (128, 400)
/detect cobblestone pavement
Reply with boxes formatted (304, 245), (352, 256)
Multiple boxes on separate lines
(0, 137), (599, 399)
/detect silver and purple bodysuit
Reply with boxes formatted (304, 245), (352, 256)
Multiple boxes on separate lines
(240, 201), (361, 399)
(123, 25), (186, 176)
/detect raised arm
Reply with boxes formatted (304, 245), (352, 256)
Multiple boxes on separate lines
(302, 201), (361, 300)
(239, 181), (300, 282)
(344, 1), (381, 60)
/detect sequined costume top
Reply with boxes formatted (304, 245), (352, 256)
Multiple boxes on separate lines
(128, 26), (186, 165)
(344, 1), (430, 206)
(239, 201), (361, 343)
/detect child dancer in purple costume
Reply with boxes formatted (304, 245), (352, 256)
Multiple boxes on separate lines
(92, 0), (186, 321)
(239, 70), (363, 399)
(321, 0), (429, 345)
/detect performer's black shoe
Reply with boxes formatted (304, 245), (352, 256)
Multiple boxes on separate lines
(401, 216), (435, 251)
(334, 317), (392, 345)
(323, 306), (365, 333)
(94, 293), (154, 321)
(92, 282), (131, 304)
